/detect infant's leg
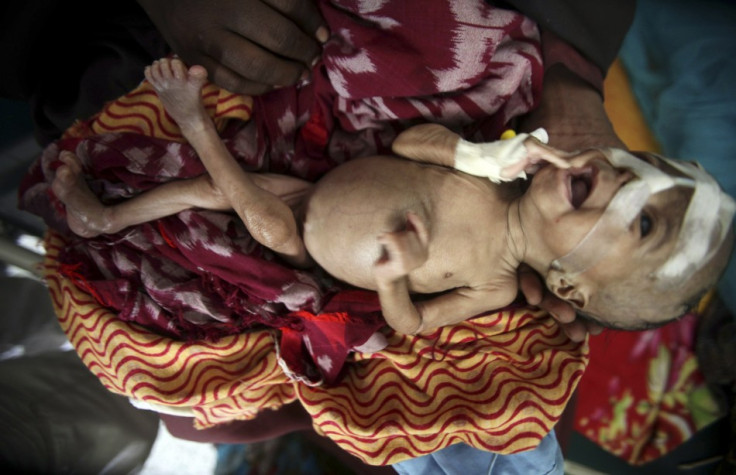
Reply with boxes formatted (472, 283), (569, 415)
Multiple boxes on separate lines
(51, 151), (116, 237)
(52, 151), (240, 238)
(146, 57), (312, 267)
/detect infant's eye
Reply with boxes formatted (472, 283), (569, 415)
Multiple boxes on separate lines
(639, 212), (653, 237)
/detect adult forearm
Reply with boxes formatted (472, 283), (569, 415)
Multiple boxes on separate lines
(518, 64), (625, 152)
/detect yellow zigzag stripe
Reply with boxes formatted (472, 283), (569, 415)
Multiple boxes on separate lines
(64, 81), (253, 141)
(296, 313), (587, 464)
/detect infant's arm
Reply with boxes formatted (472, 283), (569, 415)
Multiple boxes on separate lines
(392, 124), (568, 183)
(378, 282), (518, 334)
(372, 211), (518, 334)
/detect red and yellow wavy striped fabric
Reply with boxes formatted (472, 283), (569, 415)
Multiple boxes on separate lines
(44, 78), (587, 465)
(45, 230), (586, 464)
(64, 79), (253, 141)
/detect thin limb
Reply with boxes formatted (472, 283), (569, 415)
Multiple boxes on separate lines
(52, 151), (114, 237)
(146, 57), (311, 267)
(393, 123), (571, 178)
(391, 124), (460, 168)
(52, 151), (231, 237)
(374, 211), (517, 334)
(373, 212), (430, 334)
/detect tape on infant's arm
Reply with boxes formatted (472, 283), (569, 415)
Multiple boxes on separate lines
(453, 128), (549, 183)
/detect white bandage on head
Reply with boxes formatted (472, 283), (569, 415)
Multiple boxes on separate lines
(454, 128), (549, 183)
(550, 149), (736, 289)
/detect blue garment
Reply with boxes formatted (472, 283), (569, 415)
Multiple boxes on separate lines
(619, 0), (736, 315)
(392, 430), (563, 475)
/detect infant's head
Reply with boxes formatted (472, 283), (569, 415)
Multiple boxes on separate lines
(544, 150), (735, 330)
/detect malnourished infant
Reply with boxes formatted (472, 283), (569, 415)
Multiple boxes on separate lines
(52, 58), (735, 335)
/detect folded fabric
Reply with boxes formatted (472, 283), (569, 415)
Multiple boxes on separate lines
(43, 229), (587, 465)
(20, 0), (587, 464)
(20, 0), (545, 385)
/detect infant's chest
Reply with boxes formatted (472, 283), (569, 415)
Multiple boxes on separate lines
(410, 215), (502, 291)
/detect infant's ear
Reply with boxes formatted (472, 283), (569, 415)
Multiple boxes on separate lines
(545, 268), (590, 309)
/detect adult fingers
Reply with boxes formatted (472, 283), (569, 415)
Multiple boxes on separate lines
(562, 321), (589, 343)
(195, 52), (274, 96)
(230, 5), (320, 65)
(267, 0), (328, 43)
(517, 264), (543, 306)
(539, 291), (577, 323)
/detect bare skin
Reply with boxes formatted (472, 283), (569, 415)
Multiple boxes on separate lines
(55, 58), (715, 337)
(303, 154), (522, 334)
(53, 58), (526, 335)
(52, 151), (113, 238)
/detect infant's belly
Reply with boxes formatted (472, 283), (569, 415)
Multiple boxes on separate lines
(302, 156), (429, 289)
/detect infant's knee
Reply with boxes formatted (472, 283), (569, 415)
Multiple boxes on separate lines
(241, 201), (300, 254)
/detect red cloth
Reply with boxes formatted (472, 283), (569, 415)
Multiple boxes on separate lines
(18, 0), (543, 385)
(573, 314), (721, 464)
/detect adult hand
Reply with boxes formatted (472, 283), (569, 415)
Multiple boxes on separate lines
(518, 65), (626, 152)
(518, 264), (603, 342)
(137, 0), (329, 95)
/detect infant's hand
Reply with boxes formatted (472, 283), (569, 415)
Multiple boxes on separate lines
(373, 212), (429, 283)
(517, 264), (602, 342)
(499, 135), (572, 179)
(455, 128), (571, 183)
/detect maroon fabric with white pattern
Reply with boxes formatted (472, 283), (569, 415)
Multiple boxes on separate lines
(19, 0), (543, 384)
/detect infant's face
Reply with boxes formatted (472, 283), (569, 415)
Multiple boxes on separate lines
(531, 150), (697, 328)
(575, 183), (694, 327)
(527, 149), (637, 259)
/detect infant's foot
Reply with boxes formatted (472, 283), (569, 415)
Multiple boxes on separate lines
(51, 151), (113, 238)
(145, 57), (209, 131)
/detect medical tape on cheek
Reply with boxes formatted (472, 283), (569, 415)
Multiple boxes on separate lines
(550, 180), (650, 275)
(654, 157), (736, 286)
(550, 149), (679, 276)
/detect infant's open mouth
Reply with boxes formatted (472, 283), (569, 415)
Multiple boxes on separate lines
(569, 167), (595, 209)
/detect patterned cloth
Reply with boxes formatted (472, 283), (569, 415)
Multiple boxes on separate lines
(20, 0), (543, 385)
(573, 312), (724, 465)
(19, 0), (587, 464)
(41, 234), (586, 464)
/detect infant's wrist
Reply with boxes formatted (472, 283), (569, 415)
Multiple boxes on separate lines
(375, 276), (405, 291)
(453, 129), (548, 182)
